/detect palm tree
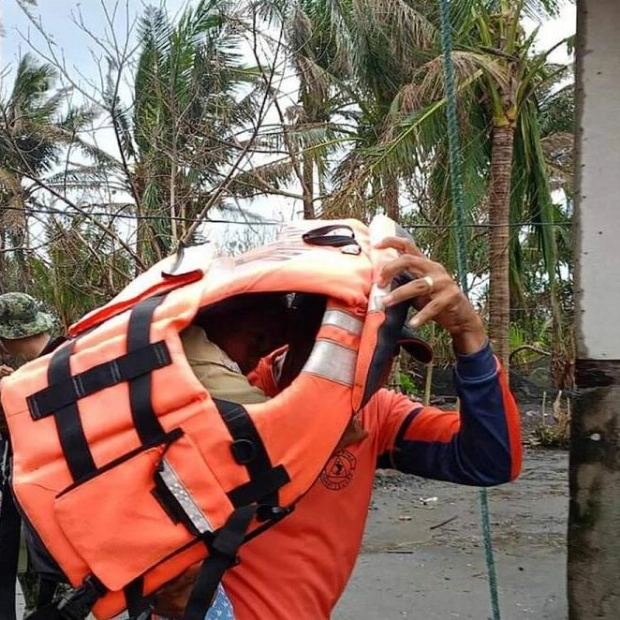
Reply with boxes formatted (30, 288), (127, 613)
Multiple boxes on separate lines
(246, 0), (357, 220)
(284, 1), (339, 219)
(314, 0), (568, 369)
(110, 0), (262, 264)
(458, 0), (566, 369)
(261, 0), (438, 223)
(323, 0), (438, 222)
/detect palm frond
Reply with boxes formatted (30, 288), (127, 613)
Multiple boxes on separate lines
(226, 159), (297, 197)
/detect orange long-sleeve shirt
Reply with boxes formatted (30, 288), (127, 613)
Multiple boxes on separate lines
(223, 343), (521, 619)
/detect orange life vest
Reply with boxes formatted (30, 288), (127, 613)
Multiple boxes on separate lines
(1, 215), (411, 620)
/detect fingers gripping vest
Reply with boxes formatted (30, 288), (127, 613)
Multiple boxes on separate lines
(1, 216), (411, 620)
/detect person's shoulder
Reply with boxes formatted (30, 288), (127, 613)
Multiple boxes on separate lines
(180, 325), (240, 372)
(360, 388), (422, 422)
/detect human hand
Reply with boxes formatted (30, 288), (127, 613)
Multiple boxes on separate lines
(375, 236), (486, 355)
(0, 365), (13, 378)
(153, 563), (202, 618)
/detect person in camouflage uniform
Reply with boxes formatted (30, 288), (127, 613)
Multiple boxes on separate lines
(0, 292), (55, 363)
(0, 292), (56, 430)
(0, 292), (57, 614)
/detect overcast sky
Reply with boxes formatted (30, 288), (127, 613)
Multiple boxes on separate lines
(1, 1), (576, 68)
(0, 0), (577, 248)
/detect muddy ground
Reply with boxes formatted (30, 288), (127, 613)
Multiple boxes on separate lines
(335, 447), (568, 620)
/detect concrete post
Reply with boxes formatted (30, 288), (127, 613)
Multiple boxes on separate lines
(569, 0), (620, 618)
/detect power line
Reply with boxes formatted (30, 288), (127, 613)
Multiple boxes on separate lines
(1, 204), (285, 226)
(0, 205), (573, 228)
(401, 221), (572, 229)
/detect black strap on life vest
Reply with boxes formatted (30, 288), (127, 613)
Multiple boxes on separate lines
(213, 399), (290, 508)
(36, 578), (58, 610)
(126, 295), (168, 445)
(23, 575), (106, 620)
(123, 576), (154, 620)
(47, 340), (98, 482)
(183, 505), (257, 620)
(27, 341), (170, 421)
(0, 453), (20, 620)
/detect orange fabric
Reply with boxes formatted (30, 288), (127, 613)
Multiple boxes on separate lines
(1, 216), (407, 619)
(224, 348), (521, 619)
(400, 407), (461, 443)
(223, 389), (415, 620)
(497, 359), (523, 480)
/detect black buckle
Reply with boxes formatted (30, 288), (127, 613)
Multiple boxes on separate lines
(256, 505), (294, 523)
(230, 439), (256, 464)
(205, 544), (241, 568)
(56, 575), (105, 620)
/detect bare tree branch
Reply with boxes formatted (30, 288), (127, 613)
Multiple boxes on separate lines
(179, 8), (286, 246)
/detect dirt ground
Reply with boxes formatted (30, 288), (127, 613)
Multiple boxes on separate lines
(334, 447), (568, 620)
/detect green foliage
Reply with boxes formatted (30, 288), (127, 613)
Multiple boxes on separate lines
(115, 0), (263, 260)
(285, 0), (574, 377)
(398, 371), (420, 396)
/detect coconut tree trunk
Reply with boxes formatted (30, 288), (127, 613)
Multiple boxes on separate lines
(488, 124), (515, 372)
(170, 156), (178, 245)
(302, 150), (315, 219)
(384, 171), (400, 222)
(0, 226), (5, 292)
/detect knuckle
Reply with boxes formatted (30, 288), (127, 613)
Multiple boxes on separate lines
(435, 274), (449, 288)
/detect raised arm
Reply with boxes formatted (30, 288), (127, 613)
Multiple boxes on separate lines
(374, 344), (521, 486)
(372, 235), (522, 485)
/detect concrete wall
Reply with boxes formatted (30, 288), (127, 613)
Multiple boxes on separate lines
(570, 2), (620, 618)
(574, 0), (620, 359)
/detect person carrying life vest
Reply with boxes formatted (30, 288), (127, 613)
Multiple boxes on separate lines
(153, 232), (522, 620)
(155, 293), (434, 619)
(0, 216), (522, 620)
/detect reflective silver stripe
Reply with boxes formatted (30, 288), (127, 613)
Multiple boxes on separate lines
(368, 282), (390, 313)
(159, 459), (212, 534)
(303, 340), (357, 385)
(322, 310), (363, 335)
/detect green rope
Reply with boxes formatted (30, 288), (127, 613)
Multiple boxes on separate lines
(437, 1), (501, 619)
